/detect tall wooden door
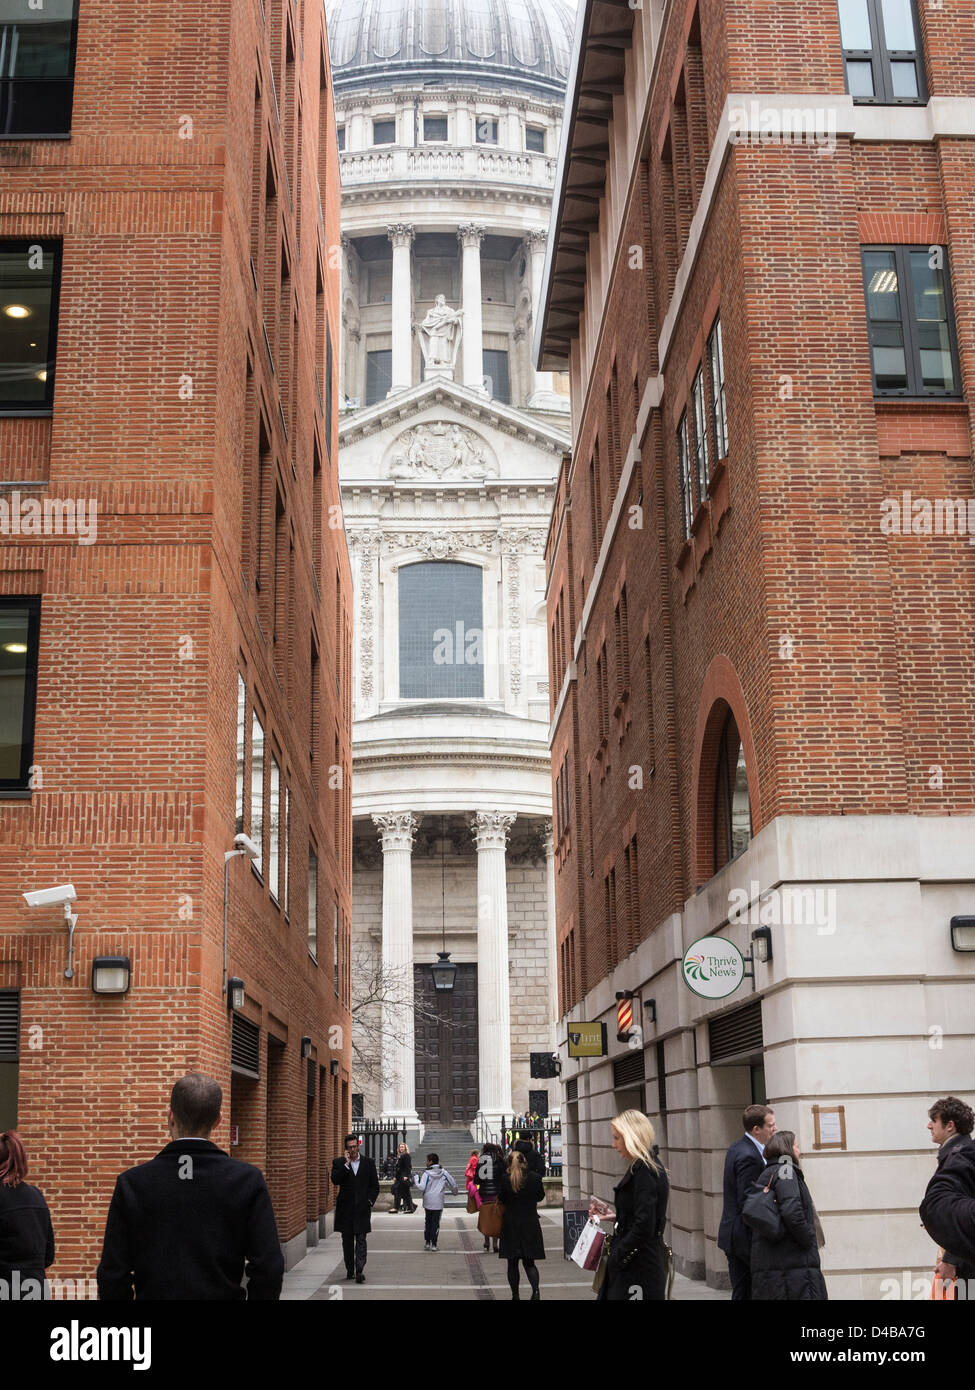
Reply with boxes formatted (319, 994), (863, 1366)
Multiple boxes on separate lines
(413, 963), (479, 1125)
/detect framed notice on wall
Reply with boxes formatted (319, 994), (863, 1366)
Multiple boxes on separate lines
(812, 1104), (846, 1150)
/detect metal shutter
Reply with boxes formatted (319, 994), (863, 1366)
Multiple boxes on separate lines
(708, 999), (764, 1062)
(566, 1077), (578, 1102)
(613, 1049), (645, 1089)
(0, 992), (19, 1060)
(230, 1014), (260, 1078)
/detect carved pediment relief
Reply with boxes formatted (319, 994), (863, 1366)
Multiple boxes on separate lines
(384, 422), (499, 481)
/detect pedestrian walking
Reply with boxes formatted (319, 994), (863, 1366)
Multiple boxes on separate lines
(498, 1148), (545, 1299)
(97, 1073), (283, 1300)
(717, 1103), (776, 1300)
(392, 1143), (415, 1213)
(0, 1131), (55, 1300)
(596, 1110), (670, 1301)
(416, 1152), (457, 1250)
(919, 1096), (975, 1295)
(475, 1142), (503, 1253)
(748, 1130), (827, 1301)
(514, 1137), (546, 1178)
(331, 1134), (380, 1282)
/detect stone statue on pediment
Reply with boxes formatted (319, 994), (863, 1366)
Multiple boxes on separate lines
(415, 295), (464, 371)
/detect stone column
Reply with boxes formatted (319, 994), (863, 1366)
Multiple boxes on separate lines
(387, 223), (415, 396)
(457, 223), (486, 395)
(543, 819), (561, 1121)
(471, 810), (516, 1129)
(526, 229), (560, 409)
(372, 811), (421, 1134)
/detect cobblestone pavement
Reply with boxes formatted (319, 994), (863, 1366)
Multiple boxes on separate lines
(282, 1211), (732, 1301)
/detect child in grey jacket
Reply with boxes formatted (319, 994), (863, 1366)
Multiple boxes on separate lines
(416, 1154), (458, 1250)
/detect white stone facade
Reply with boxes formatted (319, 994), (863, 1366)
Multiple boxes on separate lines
(329, 0), (573, 1135)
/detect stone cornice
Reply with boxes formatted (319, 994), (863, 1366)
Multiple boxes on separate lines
(337, 379), (569, 454)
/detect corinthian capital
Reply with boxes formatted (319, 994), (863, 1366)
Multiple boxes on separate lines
(457, 223), (485, 250)
(526, 229), (548, 248)
(387, 223), (415, 249)
(470, 809), (517, 852)
(372, 811), (418, 852)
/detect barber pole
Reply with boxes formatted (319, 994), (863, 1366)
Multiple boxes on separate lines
(616, 993), (633, 1042)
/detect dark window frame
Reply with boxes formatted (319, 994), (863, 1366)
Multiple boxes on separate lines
(475, 116), (499, 146)
(525, 125), (545, 153)
(838, 0), (927, 105)
(0, 237), (62, 415)
(861, 243), (962, 399)
(423, 115), (448, 143)
(0, 596), (41, 794)
(0, 0), (81, 140)
(677, 411), (693, 539)
(372, 117), (396, 146)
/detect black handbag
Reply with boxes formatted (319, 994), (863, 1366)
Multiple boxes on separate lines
(742, 1169), (784, 1242)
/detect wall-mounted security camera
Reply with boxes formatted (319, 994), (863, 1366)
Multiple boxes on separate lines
(233, 834), (260, 859)
(22, 883), (77, 909)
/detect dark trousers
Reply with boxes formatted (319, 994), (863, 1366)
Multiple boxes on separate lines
(727, 1252), (751, 1301)
(342, 1231), (367, 1275)
(424, 1209), (442, 1246)
(392, 1179), (414, 1212)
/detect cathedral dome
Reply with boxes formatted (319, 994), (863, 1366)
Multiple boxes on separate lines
(326, 0), (576, 98)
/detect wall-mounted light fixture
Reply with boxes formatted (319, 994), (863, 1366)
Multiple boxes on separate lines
(330, 1058), (340, 1078)
(301, 1035), (312, 1059)
(951, 916), (975, 952)
(644, 998), (657, 1024)
(751, 926), (773, 964)
(91, 956), (130, 995)
(227, 976), (246, 1011)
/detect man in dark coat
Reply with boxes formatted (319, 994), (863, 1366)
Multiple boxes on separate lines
(919, 1095), (975, 1292)
(331, 1134), (380, 1283)
(97, 1073), (284, 1300)
(514, 1138), (546, 1178)
(717, 1103), (776, 1300)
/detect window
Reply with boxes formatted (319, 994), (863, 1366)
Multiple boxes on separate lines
(325, 322), (333, 449)
(372, 117), (395, 145)
(861, 246), (960, 397)
(235, 674), (246, 833)
(0, 597), (40, 791)
(283, 786), (290, 916)
(333, 901), (339, 995)
(614, 585), (629, 694)
(714, 711), (751, 873)
(692, 367), (710, 502)
(269, 755), (281, 901)
(475, 117), (498, 145)
(707, 317), (728, 460)
(482, 347), (509, 404)
(837, 0), (925, 103)
(251, 713), (265, 875)
(0, 0), (78, 137)
(399, 561), (484, 698)
(0, 240), (61, 411)
(307, 845), (318, 958)
(365, 348), (391, 405)
(336, 124), (346, 151)
(424, 115), (447, 141)
(525, 125), (545, 153)
(677, 412), (693, 539)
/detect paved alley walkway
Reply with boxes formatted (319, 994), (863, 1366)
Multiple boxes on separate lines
(282, 1211), (732, 1301)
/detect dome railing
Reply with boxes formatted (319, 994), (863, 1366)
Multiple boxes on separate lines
(338, 145), (557, 190)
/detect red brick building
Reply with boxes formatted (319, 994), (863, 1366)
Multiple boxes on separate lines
(538, 0), (975, 1294)
(0, 0), (351, 1279)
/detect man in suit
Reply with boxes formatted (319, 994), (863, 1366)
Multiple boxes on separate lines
(331, 1134), (380, 1283)
(717, 1103), (776, 1300)
(919, 1095), (975, 1295)
(97, 1072), (284, 1300)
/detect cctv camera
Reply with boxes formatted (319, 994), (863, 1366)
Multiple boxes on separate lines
(22, 884), (77, 910)
(233, 833), (260, 860)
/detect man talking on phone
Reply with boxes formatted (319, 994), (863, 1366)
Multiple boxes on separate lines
(331, 1134), (380, 1283)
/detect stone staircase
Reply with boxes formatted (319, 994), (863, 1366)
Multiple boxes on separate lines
(411, 1128), (478, 1208)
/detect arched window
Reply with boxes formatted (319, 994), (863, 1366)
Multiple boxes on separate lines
(713, 710), (751, 873)
(398, 561), (483, 698)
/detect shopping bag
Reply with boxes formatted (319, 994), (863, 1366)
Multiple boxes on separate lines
(570, 1216), (606, 1271)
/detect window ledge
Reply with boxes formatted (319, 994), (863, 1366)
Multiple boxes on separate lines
(873, 395), (966, 410)
(690, 500), (710, 537)
(250, 862), (264, 886)
(707, 458), (727, 495)
(0, 788), (32, 801)
(0, 409), (53, 419)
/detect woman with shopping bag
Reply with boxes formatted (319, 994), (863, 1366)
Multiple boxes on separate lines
(474, 1142), (503, 1253)
(596, 1109), (670, 1301)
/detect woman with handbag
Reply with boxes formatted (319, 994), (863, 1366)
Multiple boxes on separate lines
(597, 1109), (670, 1301)
(392, 1143), (415, 1214)
(749, 1130), (827, 1301)
(498, 1148), (545, 1299)
(475, 1142), (503, 1253)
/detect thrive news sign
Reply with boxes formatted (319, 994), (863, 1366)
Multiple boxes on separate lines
(681, 936), (745, 1000)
